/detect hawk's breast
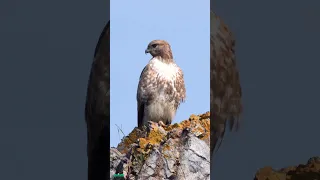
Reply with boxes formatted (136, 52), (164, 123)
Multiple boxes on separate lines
(137, 57), (185, 125)
(150, 59), (179, 98)
(151, 58), (178, 81)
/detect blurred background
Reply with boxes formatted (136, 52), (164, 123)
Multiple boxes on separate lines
(212, 0), (320, 179)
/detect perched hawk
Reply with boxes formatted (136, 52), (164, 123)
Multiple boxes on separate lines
(85, 21), (110, 180)
(210, 11), (243, 156)
(137, 40), (186, 127)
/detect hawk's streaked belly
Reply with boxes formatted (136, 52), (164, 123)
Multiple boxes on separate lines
(142, 58), (179, 125)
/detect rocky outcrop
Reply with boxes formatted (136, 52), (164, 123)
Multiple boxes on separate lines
(254, 157), (320, 180)
(110, 112), (210, 180)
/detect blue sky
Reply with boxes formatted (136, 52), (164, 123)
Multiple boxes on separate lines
(110, 0), (210, 147)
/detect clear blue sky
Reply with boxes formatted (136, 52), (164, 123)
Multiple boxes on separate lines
(110, 0), (210, 147)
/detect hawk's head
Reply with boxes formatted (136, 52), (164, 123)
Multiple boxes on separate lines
(145, 40), (173, 60)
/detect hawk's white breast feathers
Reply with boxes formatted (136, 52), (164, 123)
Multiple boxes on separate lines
(149, 57), (179, 81)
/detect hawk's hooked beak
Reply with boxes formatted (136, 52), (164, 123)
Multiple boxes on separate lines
(145, 49), (150, 54)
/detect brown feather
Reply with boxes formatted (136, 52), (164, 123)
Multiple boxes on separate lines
(210, 12), (243, 156)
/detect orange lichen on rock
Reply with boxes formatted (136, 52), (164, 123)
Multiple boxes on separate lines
(145, 123), (166, 145)
(117, 128), (141, 154)
(112, 112), (211, 179)
(116, 112), (210, 156)
(138, 138), (148, 149)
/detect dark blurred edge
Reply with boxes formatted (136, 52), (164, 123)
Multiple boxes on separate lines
(86, 21), (110, 180)
(85, 1), (110, 179)
(209, 2), (242, 176)
(209, 4), (214, 177)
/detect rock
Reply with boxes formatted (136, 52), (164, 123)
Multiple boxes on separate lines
(254, 157), (320, 180)
(110, 112), (210, 180)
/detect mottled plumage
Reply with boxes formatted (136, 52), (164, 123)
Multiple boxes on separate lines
(137, 40), (186, 127)
(210, 12), (243, 155)
(85, 21), (110, 180)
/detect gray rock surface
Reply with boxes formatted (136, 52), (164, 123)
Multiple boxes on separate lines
(110, 113), (210, 180)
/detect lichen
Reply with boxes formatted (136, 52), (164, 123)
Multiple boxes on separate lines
(116, 112), (211, 164)
(112, 112), (211, 179)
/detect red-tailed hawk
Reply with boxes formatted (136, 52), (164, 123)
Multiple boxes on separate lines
(85, 21), (110, 180)
(210, 11), (243, 156)
(137, 40), (186, 127)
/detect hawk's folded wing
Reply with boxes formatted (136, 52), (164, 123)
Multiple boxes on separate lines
(210, 11), (243, 155)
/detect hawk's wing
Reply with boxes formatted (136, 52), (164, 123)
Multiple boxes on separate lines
(84, 21), (110, 180)
(174, 67), (186, 110)
(210, 12), (243, 155)
(136, 64), (152, 128)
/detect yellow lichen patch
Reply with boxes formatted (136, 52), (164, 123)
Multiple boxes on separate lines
(197, 112), (210, 130)
(117, 128), (140, 154)
(138, 138), (148, 149)
(185, 113), (211, 140)
(180, 119), (191, 128)
(189, 114), (200, 121)
(199, 111), (210, 119)
(199, 119), (210, 131)
(127, 123), (167, 156)
(147, 127), (165, 145)
(135, 138), (153, 155)
(165, 123), (181, 131)
(126, 129), (139, 143)
(199, 119), (210, 140)
(162, 143), (171, 152)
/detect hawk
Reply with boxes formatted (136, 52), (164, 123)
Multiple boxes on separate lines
(85, 21), (110, 180)
(210, 11), (243, 156)
(137, 40), (186, 128)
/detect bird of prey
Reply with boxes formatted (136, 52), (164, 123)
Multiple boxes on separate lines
(84, 21), (110, 180)
(210, 11), (243, 156)
(137, 40), (186, 128)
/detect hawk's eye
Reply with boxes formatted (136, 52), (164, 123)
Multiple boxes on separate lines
(152, 44), (157, 48)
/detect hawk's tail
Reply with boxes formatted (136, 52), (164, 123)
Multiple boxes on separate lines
(210, 113), (240, 156)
